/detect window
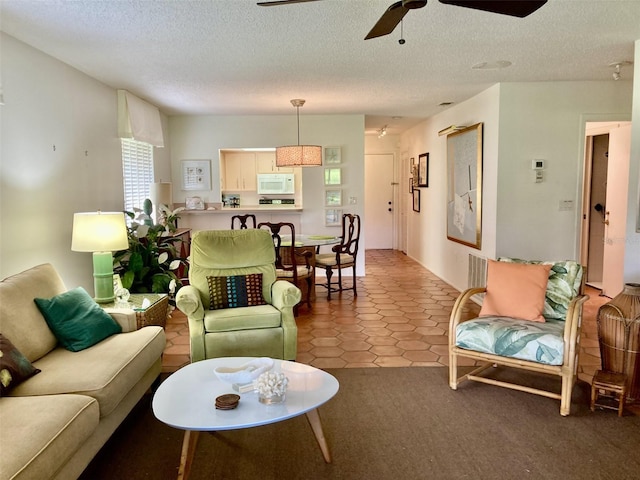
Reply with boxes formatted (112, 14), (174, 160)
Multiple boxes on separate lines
(121, 138), (154, 213)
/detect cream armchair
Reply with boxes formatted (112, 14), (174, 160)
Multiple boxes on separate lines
(176, 229), (301, 362)
(449, 258), (589, 416)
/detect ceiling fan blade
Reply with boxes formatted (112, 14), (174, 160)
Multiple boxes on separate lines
(438, 0), (547, 18)
(257, 0), (322, 6)
(365, 1), (409, 40)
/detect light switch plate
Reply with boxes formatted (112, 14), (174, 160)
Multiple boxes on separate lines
(535, 171), (543, 183)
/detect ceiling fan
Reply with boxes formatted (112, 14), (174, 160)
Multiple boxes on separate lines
(257, 0), (547, 40)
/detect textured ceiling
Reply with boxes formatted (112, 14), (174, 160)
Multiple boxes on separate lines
(1, 0), (639, 135)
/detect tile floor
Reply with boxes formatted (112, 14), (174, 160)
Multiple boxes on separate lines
(163, 249), (610, 388)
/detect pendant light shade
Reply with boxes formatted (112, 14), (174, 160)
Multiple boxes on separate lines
(276, 99), (322, 167)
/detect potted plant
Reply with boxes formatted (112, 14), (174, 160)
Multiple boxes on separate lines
(158, 204), (186, 234)
(113, 199), (187, 297)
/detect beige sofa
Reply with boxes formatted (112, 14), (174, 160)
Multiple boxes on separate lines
(0, 264), (166, 480)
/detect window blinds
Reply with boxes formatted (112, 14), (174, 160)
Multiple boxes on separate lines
(117, 90), (165, 147)
(121, 138), (154, 214)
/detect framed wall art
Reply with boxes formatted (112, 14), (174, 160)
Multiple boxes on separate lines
(324, 168), (342, 185)
(325, 189), (342, 207)
(181, 160), (211, 191)
(412, 189), (420, 212)
(418, 153), (429, 187)
(324, 146), (342, 164)
(446, 123), (483, 249)
(325, 209), (342, 226)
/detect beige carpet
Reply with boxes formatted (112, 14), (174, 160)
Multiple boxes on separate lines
(80, 367), (640, 480)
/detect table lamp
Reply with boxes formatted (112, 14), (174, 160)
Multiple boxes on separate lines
(71, 211), (129, 303)
(151, 181), (173, 224)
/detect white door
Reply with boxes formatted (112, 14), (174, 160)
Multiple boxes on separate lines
(602, 124), (631, 297)
(365, 154), (395, 249)
(400, 154), (410, 254)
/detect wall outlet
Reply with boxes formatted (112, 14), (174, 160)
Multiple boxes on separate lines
(349, 196), (357, 205)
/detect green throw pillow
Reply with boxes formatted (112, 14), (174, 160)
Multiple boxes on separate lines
(34, 287), (122, 352)
(207, 273), (267, 310)
(0, 334), (41, 395)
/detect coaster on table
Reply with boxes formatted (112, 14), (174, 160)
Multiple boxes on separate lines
(215, 393), (240, 410)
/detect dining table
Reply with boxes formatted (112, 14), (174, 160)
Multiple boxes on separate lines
(279, 234), (341, 302)
(280, 234), (340, 249)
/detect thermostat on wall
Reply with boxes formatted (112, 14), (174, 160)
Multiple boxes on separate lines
(532, 159), (545, 170)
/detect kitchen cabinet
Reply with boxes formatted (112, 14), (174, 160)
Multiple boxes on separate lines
(256, 152), (293, 173)
(222, 152), (257, 191)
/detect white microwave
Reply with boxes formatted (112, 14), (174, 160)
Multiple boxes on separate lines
(257, 174), (295, 195)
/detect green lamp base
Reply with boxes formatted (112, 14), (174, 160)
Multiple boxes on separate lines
(93, 251), (115, 303)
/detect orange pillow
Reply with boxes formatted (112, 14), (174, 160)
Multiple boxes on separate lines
(479, 260), (551, 322)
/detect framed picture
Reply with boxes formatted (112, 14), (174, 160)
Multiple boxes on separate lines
(324, 146), (341, 164)
(412, 189), (420, 212)
(325, 209), (342, 226)
(409, 177), (414, 193)
(181, 160), (211, 191)
(446, 123), (483, 249)
(418, 153), (429, 187)
(325, 189), (342, 206)
(324, 168), (341, 185)
(411, 164), (419, 189)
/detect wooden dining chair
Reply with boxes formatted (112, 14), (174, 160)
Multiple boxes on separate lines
(315, 214), (360, 300)
(231, 214), (257, 230)
(257, 222), (313, 309)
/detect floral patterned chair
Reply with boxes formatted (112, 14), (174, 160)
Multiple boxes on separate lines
(449, 258), (589, 416)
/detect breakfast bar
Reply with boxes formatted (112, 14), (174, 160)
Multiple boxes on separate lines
(178, 205), (303, 231)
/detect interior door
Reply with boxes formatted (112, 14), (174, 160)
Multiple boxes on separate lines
(400, 153), (410, 254)
(365, 154), (395, 249)
(601, 124), (631, 297)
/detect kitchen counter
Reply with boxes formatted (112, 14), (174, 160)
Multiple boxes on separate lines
(178, 205), (303, 232)
(181, 205), (303, 214)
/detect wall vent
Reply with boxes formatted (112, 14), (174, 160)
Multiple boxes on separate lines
(468, 253), (488, 289)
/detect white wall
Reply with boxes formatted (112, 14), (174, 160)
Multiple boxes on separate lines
(3, 32), (637, 292)
(497, 81), (633, 261)
(0, 34), (171, 290)
(399, 81), (635, 293)
(400, 85), (501, 290)
(626, 40), (640, 283)
(168, 114), (366, 274)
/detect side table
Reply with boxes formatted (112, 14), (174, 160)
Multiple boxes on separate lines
(103, 293), (169, 329)
(590, 370), (627, 417)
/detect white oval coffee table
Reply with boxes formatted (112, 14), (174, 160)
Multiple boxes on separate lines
(152, 357), (339, 480)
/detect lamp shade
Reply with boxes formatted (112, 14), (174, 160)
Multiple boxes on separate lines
(151, 182), (173, 208)
(71, 212), (129, 252)
(276, 145), (322, 167)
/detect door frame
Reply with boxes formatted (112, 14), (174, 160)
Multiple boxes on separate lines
(579, 115), (631, 295)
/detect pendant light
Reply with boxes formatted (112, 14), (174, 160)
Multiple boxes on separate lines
(276, 99), (322, 167)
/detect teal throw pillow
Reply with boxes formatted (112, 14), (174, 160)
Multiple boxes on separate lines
(34, 287), (122, 352)
(0, 334), (41, 395)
